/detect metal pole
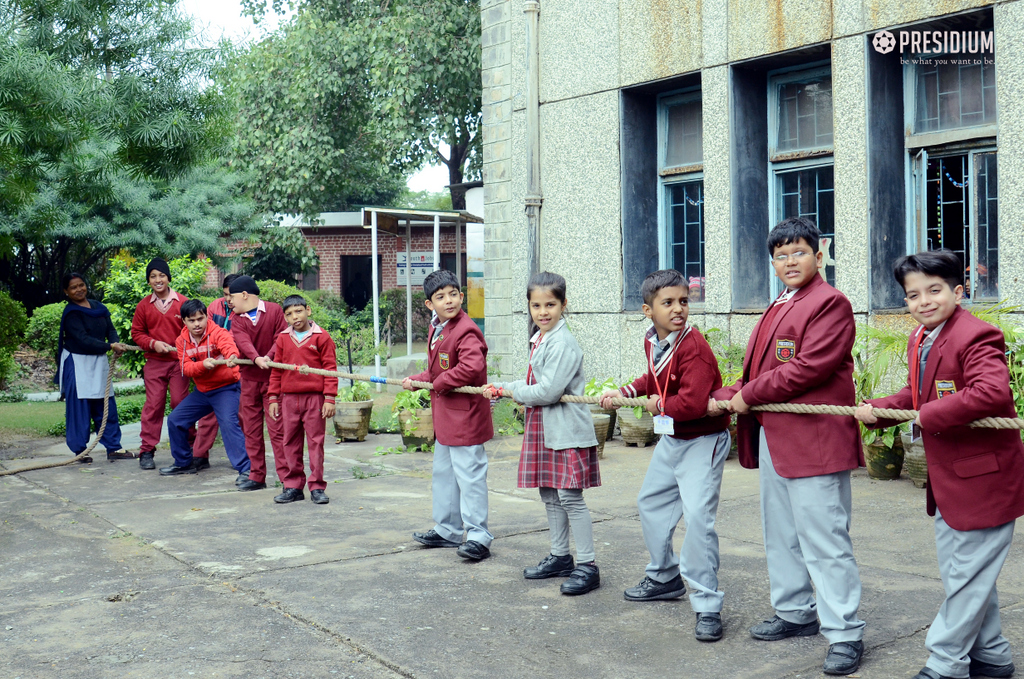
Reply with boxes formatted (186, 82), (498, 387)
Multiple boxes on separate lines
(406, 218), (413, 357)
(433, 214), (440, 272)
(455, 219), (462, 286)
(524, 0), (543, 278)
(371, 210), (381, 390)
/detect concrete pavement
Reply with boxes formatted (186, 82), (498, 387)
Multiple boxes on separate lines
(4, 427), (1024, 679)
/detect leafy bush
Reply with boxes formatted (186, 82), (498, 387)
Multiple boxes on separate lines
(0, 290), (28, 352)
(392, 389), (430, 413)
(48, 420), (66, 437)
(0, 385), (27, 403)
(304, 289), (349, 318)
(337, 382), (371, 402)
(380, 288), (431, 341)
(0, 349), (20, 391)
(100, 255), (212, 378)
(26, 303), (65, 356)
(254, 279), (343, 331)
(491, 398), (524, 436)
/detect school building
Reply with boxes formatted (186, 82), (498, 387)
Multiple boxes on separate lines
(479, 0), (1024, 383)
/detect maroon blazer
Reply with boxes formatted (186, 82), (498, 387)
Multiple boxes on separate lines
(713, 275), (863, 478)
(409, 309), (493, 447)
(868, 306), (1024, 531)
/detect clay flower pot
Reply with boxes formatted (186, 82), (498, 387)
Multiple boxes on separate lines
(863, 437), (904, 480)
(619, 411), (657, 447)
(399, 408), (435, 449)
(589, 404), (617, 440)
(592, 414), (611, 459)
(333, 400), (374, 442)
(901, 431), (928, 488)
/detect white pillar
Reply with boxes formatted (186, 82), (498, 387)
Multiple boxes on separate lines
(455, 219), (462, 284)
(371, 210), (381, 389)
(433, 214), (440, 272)
(406, 218), (413, 356)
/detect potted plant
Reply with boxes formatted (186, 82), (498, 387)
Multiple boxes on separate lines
(592, 414), (611, 458)
(584, 376), (618, 440)
(614, 376), (657, 448)
(706, 328), (745, 459)
(333, 382), (374, 442)
(853, 324), (913, 481)
(393, 388), (434, 449)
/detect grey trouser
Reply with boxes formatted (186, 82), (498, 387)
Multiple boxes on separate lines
(637, 430), (730, 613)
(759, 429), (865, 643)
(432, 443), (493, 547)
(539, 487), (595, 563)
(926, 510), (1014, 679)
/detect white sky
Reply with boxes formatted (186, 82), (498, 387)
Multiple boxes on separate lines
(179, 0), (450, 193)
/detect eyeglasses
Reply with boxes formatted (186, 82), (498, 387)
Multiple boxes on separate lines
(772, 251), (811, 264)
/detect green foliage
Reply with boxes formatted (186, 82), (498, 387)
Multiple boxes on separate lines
(393, 389), (430, 413)
(0, 348), (19, 390)
(853, 324), (911, 447)
(244, 225), (320, 283)
(584, 376), (617, 398)
(379, 288), (431, 341)
(491, 398), (524, 436)
(487, 354), (503, 378)
(397, 189), (454, 212)
(349, 462), (388, 479)
(25, 302), (65, 355)
(304, 289), (349, 318)
(47, 420), (66, 437)
(0, 384), (27, 403)
(373, 444), (407, 456)
(969, 301), (1024, 440)
(99, 255), (210, 377)
(336, 381), (371, 403)
(369, 407), (400, 434)
(704, 327), (745, 385)
(0, 290), (28, 351)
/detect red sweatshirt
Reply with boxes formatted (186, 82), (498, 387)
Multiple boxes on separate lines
(620, 325), (729, 440)
(176, 323), (240, 393)
(131, 290), (188, 362)
(229, 299), (287, 383)
(268, 322), (339, 402)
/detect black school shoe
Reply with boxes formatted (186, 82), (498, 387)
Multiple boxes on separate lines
(524, 554), (575, 579)
(560, 563), (600, 595)
(412, 529), (461, 548)
(695, 613), (723, 642)
(138, 452), (155, 470)
(274, 487), (304, 503)
(822, 640), (863, 675)
(623, 575), (686, 601)
(106, 449), (136, 461)
(310, 490), (329, 504)
(237, 479), (267, 491)
(191, 457), (210, 471)
(971, 659), (1016, 678)
(749, 614), (820, 641)
(159, 464), (197, 476)
(457, 540), (491, 561)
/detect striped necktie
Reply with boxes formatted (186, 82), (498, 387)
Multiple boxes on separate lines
(917, 329), (932, 395)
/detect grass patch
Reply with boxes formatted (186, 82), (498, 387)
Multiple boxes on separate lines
(0, 394), (148, 438)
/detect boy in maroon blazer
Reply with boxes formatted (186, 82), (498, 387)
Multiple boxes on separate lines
(599, 269), (731, 643)
(710, 218), (865, 675)
(226, 275), (288, 492)
(130, 258), (189, 470)
(403, 269), (494, 561)
(268, 295), (338, 506)
(858, 249), (1024, 679)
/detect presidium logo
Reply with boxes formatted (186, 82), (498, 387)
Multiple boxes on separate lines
(873, 30), (897, 54)
(872, 29), (994, 56)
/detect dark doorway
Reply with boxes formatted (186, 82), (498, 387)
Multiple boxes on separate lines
(341, 255), (381, 311)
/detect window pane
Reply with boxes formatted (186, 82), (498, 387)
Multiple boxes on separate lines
(776, 165), (835, 286)
(776, 74), (833, 152)
(666, 180), (705, 303)
(915, 60), (997, 132)
(974, 152), (998, 300)
(665, 99), (703, 167)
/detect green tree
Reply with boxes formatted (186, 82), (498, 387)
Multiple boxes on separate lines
(233, 0), (481, 210)
(0, 0), (250, 308)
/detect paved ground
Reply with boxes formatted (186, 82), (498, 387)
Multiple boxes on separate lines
(4, 425), (1024, 679)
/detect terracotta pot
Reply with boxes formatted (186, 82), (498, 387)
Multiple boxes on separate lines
(863, 436), (904, 480)
(727, 418), (738, 459)
(589, 404), (617, 440)
(333, 400), (374, 442)
(399, 408), (435, 449)
(901, 431), (928, 488)
(592, 414), (610, 459)
(619, 411), (656, 447)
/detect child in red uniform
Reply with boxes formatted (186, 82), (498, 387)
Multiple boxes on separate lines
(130, 258), (189, 470)
(600, 269), (730, 642)
(267, 295), (338, 505)
(857, 250), (1024, 679)
(404, 269), (494, 561)
(192, 273), (240, 465)
(227, 275), (287, 492)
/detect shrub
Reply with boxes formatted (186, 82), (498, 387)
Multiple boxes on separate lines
(0, 348), (19, 390)
(379, 288), (431, 342)
(304, 289), (349, 318)
(0, 385), (27, 403)
(99, 255), (211, 378)
(26, 303), (66, 357)
(254, 279), (343, 331)
(0, 290), (28, 352)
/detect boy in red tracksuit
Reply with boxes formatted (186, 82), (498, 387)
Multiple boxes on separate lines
(193, 272), (240, 465)
(226, 275), (287, 492)
(158, 299), (250, 482)
(268, 295), (338, 505)
(858, 249), (1024, 679)
(130, 258), (189, 470)
(600, 269), (730, 643)
(404, 269), (494, 562)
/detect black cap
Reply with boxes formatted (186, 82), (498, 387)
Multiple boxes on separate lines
(228, 275), (260, 295)
(146, 258), (171, 281)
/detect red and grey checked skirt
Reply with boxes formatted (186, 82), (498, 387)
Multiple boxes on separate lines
(518, 405), (601, 490)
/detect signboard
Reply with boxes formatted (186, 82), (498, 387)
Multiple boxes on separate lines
(396, 252), (434, 285)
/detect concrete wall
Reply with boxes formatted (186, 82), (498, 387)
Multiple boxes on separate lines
(481, 0), (1017, 384)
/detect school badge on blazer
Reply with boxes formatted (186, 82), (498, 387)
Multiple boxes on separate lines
(775, 339), (796, 362)
(439, 352), (450, 370)
(935, 379), (957, 399)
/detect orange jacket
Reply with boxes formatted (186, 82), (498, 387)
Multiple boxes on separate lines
(176, 323), (240, 393)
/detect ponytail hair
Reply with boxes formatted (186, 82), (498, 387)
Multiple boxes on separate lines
(526, 271), (567, 342)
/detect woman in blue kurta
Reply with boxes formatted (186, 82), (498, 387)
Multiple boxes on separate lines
(56, 272), (133, 462)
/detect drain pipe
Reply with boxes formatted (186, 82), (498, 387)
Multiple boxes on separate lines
(524, 0), (542, 279)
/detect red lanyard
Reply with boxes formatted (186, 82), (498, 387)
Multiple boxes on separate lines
(648, 339), (670, 415)
(909, 327), (926, 410)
